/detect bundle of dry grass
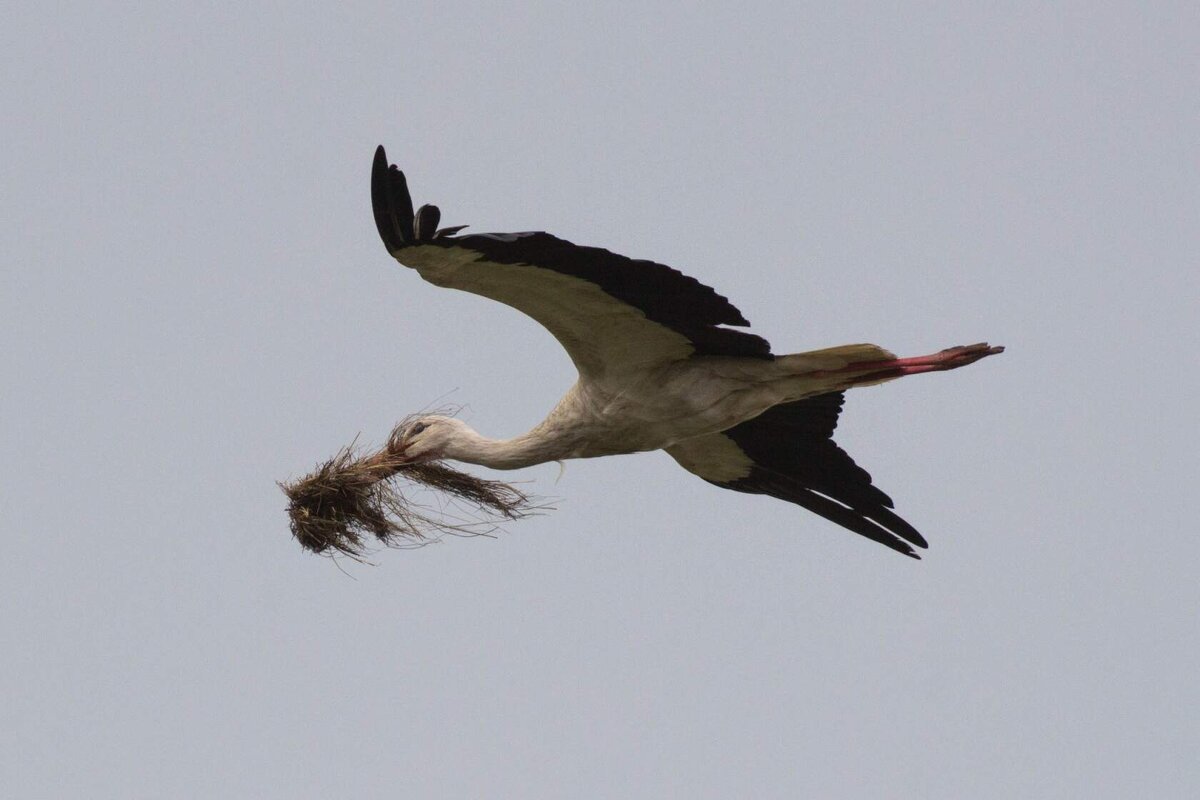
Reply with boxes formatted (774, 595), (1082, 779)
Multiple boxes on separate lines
(281, 420), (538, 559)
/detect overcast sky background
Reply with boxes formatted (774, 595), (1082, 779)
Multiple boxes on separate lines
(3, 2), (1197, 797)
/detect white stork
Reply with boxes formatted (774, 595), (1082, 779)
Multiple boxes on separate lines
(372, 145), (1002, 558)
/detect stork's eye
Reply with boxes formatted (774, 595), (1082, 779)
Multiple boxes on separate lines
(410, 422), (429, 436)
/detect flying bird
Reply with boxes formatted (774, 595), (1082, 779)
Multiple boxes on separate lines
(371, 145), (1002, 558)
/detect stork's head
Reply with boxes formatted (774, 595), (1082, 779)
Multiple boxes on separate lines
(392, 415), (472, 463)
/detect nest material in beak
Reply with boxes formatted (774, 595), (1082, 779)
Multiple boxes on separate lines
(281, 421), (537, 559)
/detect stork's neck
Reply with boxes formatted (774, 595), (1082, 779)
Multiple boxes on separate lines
(444, 425), (572, 470)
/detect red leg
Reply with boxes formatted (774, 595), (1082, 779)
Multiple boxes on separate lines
(828, 342), (1004, 384)
(859, 342), (1003, 373)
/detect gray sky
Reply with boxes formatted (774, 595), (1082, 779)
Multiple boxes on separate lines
(3, 2), (1197, 797)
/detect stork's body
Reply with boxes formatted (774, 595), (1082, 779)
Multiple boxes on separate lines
(372, 146), (1002, 557)
(424, 344), (996, 469)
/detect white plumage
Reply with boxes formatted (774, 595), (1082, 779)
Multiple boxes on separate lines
(372, 145), (1002, 557)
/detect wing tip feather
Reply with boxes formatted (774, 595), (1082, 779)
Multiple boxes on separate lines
(371, 144), (415, 252)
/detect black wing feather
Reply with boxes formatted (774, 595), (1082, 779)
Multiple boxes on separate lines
(685, 393), (928, 557)
(450, 232), (771, 359)
(371, 145), (771, 361)
(372, 146), (415, 247)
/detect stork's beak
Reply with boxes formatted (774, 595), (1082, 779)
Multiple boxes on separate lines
(389, 440), (413, 465)
(360, 441), (412, 476)
(389, 437), (435, 466)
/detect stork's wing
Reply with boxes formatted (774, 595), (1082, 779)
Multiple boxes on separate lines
(665, 392), (928, 558)
(372, 146), (771, 380)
